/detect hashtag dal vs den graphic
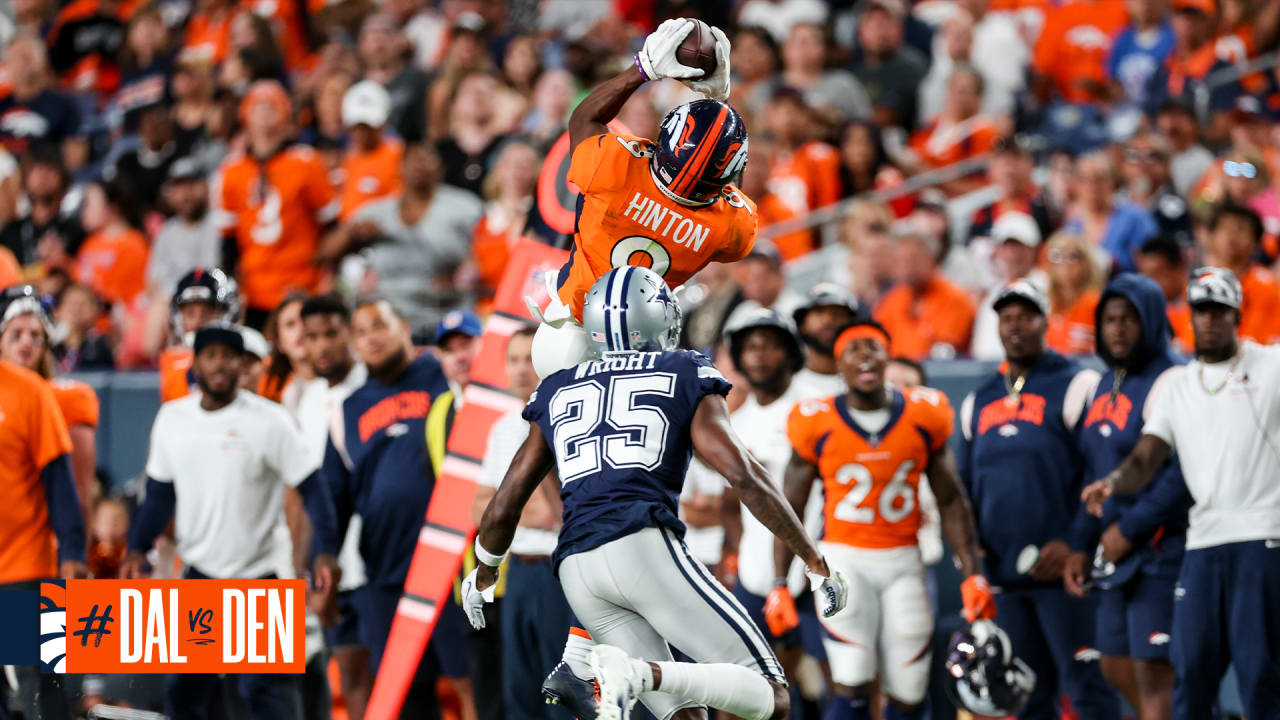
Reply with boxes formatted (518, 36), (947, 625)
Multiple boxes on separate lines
(32, 579), (306, 673)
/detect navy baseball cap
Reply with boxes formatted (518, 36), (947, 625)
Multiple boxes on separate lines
(433, 310), (483, 345)
(993, 279), (1049, 316)
(193, 321), (246, 355)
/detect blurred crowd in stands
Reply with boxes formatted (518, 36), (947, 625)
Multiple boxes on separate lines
(0, 0), (1279, 379)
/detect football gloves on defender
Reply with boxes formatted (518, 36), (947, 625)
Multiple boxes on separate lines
(461, 567), (497, 630)
(810, 570), (849, 619)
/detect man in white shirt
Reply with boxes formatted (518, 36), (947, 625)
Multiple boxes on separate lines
(790, 283), (859, 399)
(285, 294), (371, 720)
(1083, 267), (1280, 720)
(471, 325), (581, 719)
(124, 323), (340, 720)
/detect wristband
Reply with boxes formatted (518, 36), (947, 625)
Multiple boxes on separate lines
(474, 538), (507, 568)
(634, 54), (650, 81)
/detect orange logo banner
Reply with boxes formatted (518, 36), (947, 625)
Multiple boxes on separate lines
(56, 580), (305, 673)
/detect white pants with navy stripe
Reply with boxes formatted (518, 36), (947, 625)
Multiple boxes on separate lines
(558, 526), (786, 719)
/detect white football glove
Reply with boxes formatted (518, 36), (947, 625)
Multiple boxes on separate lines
(461, 567), (497, 630)
(682, 24), (731, 101)
(808, 569), (849, 618)
(636, 18), (703, 82)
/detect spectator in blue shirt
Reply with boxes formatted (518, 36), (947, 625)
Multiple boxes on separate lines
(1065, 152), (1161, 273)
(1108, 0), (1176, 112)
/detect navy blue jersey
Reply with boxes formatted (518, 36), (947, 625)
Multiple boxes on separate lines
(522, 350), (731, 570)
(320, 354), (453, 587)
(958, 351), (1099, 588)
(1080, 274), (1192, 580)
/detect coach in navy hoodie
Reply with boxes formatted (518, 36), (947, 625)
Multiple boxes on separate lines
(1066, 273), (1192, 717)
(958, 279), (1120, 720)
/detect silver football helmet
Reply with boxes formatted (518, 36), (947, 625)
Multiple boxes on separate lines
(582, 266), (682, 354)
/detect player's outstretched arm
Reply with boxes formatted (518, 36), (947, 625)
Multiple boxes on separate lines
(474, 424), (558, 582)
(568, 65), (646, 152)
(925, 445), (983, 577)
(1081, 434), (1172, 516)
(772, 451), (818, 582)
(691, 395), (828, 578)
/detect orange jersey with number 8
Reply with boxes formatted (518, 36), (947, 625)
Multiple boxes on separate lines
(558, 132), (758, 320)
(788, 387), (954, 549)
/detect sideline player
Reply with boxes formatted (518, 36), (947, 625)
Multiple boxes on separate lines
(464, 267), (847, 720)
(1, 284), (99, 519)
(1066, 274), (1190, 720)
(123, 322), (341, 720)
(958, 281), (1118, 720)
(157, 267), (241, 402)
(775, 319), (989, 719)
(530, 17), (753, 379)
(1082, 268), (1280, 720)
(790, 283), (859, 398)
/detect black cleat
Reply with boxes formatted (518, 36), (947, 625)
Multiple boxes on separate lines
(541, 661), (599, 719)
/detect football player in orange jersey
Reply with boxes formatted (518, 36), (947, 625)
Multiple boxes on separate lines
(530, 17), (756, 379)
(157, 267), (241, 402)
(1, 285), (100, 520)
(772, 320), (992, 720)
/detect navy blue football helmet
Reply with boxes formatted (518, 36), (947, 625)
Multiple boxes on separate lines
(651, 99), (749, 205)
(171, 267), (240, 338)
(0, 284), (54, 336)
(944, 620), (1036, 716)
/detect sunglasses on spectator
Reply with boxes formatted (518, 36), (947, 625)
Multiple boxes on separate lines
(1048, 248), (1085, 264)
(1125, 148), (1163, 164)
(1224, 161), (1258, 179)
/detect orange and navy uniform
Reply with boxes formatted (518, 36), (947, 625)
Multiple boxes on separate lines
(45, 0), (137, 97)
(909, 116), (1000, 170)
(215, 145), (337, 311)
(339, 137), (403, 222)
(787, 387), (954, 550)
(874, 272), (977, 360)
(1033, 0), (1129, 103)
(158, 347), (195, 402)
(1046, 289), (1100, 356)
(763, 142), (841, 260)
(1239, 263), (1280, 344)
(1164, 28), (1255, 97)
(0, 361), (75, 584)
(559, 132), (757, 321)
(50, 377), (100, 430)
(74, 226), (149, 306)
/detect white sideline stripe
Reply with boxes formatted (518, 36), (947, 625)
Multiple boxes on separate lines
(396, 597), (437, 623)
(485, 315), (526, 336)
(443, 455), (483, 482)
(419, 526), (468, 554)
(464, 384), (524, 414)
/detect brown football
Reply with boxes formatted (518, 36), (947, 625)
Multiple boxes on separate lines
(675, 20), (718, 77)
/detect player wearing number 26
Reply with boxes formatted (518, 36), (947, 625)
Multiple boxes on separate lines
(776, 319), (988, 718)
(531, 18), (756, 378)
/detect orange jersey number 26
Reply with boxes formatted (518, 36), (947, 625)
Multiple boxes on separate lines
(788, 387), (954, 549)
(558, 132), (758, 321)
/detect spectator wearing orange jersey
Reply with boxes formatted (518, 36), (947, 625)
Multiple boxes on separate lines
(1044, 232), (1105, 356)
(1135, 234), (1196, 353)
(215, 80), (337, 329)
(908, 65), (1000, 195)
(875, 229), (977, 359)
(1032, 0), (1129, 104)
(338, 81), (402, 222)
(760, 88), (842, 259)
(181, 0), (236, 64)
(1161, 0), (1229, 102)
(471, 139), (539, 310)
(73, 179), (148, 308)
(1, 284), (99, 521)
(1202, 202), (1280, 343)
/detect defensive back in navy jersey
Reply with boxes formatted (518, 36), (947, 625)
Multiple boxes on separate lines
(522, 349), (731, 569)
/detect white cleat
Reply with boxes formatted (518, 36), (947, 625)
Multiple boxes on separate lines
(590, 644), (644, 720)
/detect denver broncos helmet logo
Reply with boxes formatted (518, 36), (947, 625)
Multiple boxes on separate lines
(713, 140), (750, 179)
(40, 581), (67, 673)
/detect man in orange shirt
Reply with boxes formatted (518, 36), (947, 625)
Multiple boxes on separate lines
(0, 332), (88, 718)
(73, 179), (149, 308)
(875, 230), (977, 359)
(338, 81), (402, 222)
(1033, 0), (1129, 103)
(908, 65), (1000, 194)
(761, 87), (841, 259)
(1135, 235), (1195, 353)
(157, 267), (242, 401)
(1202, 202), (1280, 343)
(215, 80), (337, 329)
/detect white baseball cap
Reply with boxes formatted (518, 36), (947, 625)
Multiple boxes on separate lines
(342, 80), (391, 128)
(991, 211), (1042, 248)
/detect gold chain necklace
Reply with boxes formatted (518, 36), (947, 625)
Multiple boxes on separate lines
(1004, 370), (1027, 407)
(1197, 353), (1241, 395)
